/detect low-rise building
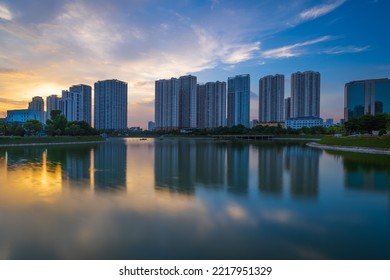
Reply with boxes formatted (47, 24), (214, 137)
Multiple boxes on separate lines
(285, 117), (324, 129)
(6, 109), (42, 123)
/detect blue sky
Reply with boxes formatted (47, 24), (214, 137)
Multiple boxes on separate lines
(0, 0), (389, 127)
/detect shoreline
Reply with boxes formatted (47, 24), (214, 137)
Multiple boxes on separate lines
(307, 142), (390, 155)
(0, 140), (105, 148)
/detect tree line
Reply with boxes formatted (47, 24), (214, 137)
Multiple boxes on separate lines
(0, 110), (98, 137)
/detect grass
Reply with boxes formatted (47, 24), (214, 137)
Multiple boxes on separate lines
(0, 136), (105, 145)
(318, 136), (390, 149)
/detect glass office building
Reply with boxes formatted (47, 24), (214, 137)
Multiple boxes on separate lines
(227, 74), (250, 128)
(344, 78), (390, 121)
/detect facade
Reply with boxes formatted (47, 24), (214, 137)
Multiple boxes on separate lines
(324, 118), (334, 128)
(148, 121), (155, 131)
(344, 78), (390, 121)
(179, 75), (197, 129)
(259, 74), (284, 123)
(285, 117), (324, 129)
(28, 96), (45, 122)
(94, 79), (128, 130)
(60, 90), (82, 122)
(69, 84), (92, 125)
(6, 109), (42, 123)
(291, 71), (320, 118)
(227, 74), (250, 127)
(197, 81), (226, 129)
(284, 97), (291, 120)
(46, 95), (61, 119)
(155, 78), (180, 130)
(197, 84), (206, 129)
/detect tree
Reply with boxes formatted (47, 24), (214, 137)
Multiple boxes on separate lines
(46, 111), (67, 136)
(7, 123), (25, 136)
(23, 119), (43, 136)
(0, 120), (7, 136)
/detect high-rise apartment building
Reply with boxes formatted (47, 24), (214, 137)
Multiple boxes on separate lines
(60, 90), (82, 122)
(227, 74), (250, 127)
(94, 79), (128, 130)
(155, 78), (180, 130)
(291, 71), (320, 118)
(28, 96), (45, 122)
(284, 97), (291, 120)
(259, 74), (284, 123)
(69, 84), (92, 125)
(344, 78), (390, 121)
(197, 81), (226, 129)
(179, 75), (197, 129)
(46, 95), (60, 119)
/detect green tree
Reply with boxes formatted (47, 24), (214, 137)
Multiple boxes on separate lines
(0, 120), (7, 136)
(23, 119), (43, 136)
(7, 123), (25, 136)
(46, 111), (67, 136)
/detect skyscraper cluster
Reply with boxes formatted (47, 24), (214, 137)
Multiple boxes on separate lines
(155, 74), (248, 130)
(155, 71), (321, 130)
(6, 79), (128, 130)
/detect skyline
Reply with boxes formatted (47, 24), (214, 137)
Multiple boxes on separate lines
(1, 0), (390, 128)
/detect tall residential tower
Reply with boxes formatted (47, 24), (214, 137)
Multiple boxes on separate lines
(155, 78), (180, 130)
(179, 75), (197, 129)
(94, 79), (128, 130)
(69, 84), (92, 125)
(227, 74), (250, 127)
(291, 71), (320, 118)
(259, 74), (284, 123)
(197, 81), (226, 128)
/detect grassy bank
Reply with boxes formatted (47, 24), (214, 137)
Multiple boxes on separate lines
(0, 136), (105, 145)
(318, 136), (390, 149)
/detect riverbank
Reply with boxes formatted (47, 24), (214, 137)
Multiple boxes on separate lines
(307, 142), (390, 155)
(0, 136), (105, 147)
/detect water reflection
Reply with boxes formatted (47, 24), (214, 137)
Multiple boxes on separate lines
(285, 146), (321, 198)
(326, 151), (390, 192)
(256, 143), (284, 195)
(0, 139), (390, 259)
(94, 139), (127, 192)
(154, 139), (196, 194)
(227, 143), (249, 195)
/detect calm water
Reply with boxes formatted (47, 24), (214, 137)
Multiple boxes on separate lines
(0, 138), (389, 259)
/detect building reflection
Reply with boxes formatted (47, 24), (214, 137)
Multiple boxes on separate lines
(256, 144), (284, 195)
(0, 147), (63, 198)
(342, 155), (390, 192)
(45, 145), (92, 188)
(226, 143), (249, 195)
(284, 146), (321, 198)
(154, 139), (196, 194)
(94, 139), (127, 192)
(195, 141), (226, 189)
(154, 140), (250, 195)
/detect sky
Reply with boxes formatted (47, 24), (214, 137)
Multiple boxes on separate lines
(0, 0), (389, 128)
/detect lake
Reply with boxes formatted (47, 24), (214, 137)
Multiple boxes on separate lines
(0, 138), (389, 259)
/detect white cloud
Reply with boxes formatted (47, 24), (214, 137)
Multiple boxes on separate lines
(220, 42), (261, 64)
(323, 45), (370, 54)
(299, 0), (346, 21)
(0, 3), (12, 20)
(262, 36), (332, 58)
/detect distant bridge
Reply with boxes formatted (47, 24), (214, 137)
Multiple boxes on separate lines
(211, 135), (274, 141)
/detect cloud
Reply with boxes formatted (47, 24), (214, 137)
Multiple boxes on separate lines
(323, 45), (370, 54)
(261, 36), (332, 58)
(0, 3), (12, 20)
(0, 97), (26, 106)
(220, 42), (261, 64)
(299, 0), (347, 21)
